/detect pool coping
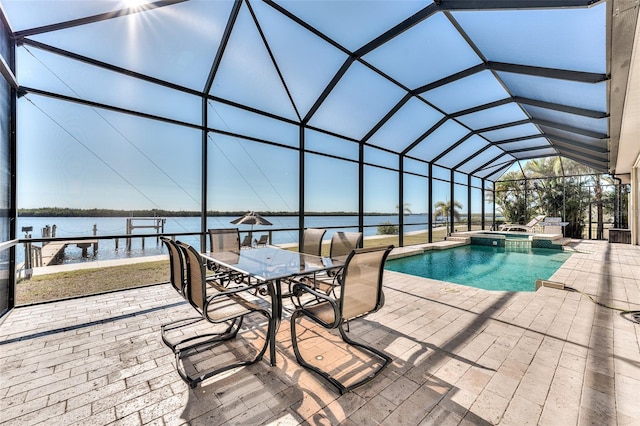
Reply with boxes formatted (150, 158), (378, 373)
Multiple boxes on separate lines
(388, 229), (573, 261)
(388, 240), (468, 260)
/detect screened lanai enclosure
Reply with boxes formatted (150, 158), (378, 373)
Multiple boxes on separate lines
(0, 0), (639, 313)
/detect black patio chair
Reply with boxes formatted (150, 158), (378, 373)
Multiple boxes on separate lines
(281, 228), (328, 298)
(329, 231), (363, 260)
(298, 231), (363, 296)
(160, 237), (224, 352)
(254, 234), (269, 246)
(290, 245), (394, 394)
(173, 241), (272, 388)
(241, 234), (252, 248)
(300, 228), (327, 256)
(207, 228), (243, 285)
(208, 228), (240, 252)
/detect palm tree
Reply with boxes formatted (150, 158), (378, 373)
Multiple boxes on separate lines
(522, 157), (598, 238)
(433, 200), (462, 231)
(526, 158), (562, 218)
(494, 157), (620, 239)
(493, 170), (530, 224)
(396, 203), (413, 215)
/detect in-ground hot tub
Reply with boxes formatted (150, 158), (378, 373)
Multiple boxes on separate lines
(456, 230), (568, 250)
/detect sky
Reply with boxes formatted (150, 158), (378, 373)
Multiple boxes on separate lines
(6, 0), (606, 214)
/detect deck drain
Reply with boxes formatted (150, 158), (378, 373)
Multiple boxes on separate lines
(621, 311), (640, 325)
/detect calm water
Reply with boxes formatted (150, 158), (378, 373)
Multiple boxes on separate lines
(16, 215), (435, 265)
(385, 245), (572, 292)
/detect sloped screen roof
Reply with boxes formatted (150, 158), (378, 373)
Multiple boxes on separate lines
(4, 0), (611, 181)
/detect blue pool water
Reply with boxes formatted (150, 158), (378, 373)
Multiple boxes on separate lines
(385, 245), (572, 292)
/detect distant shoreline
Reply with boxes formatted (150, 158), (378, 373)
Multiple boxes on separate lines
(17, 208), (403, 218)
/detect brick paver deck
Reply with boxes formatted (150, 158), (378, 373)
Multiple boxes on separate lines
(1, 240), (639, 425)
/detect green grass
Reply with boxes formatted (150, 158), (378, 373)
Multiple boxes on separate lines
(16, 260), (170, 305)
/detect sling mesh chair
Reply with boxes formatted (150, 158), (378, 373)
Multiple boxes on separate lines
(282, 228), (327, 298)
(300, 228), (327, 256)
(241, 234), (252, 248)
(174, 241), (272, 388)
(499, 214), (546, 232)
(207, 228), (243, 285)
(300, 231), (363, 296)
(290, 245), (394, 394)
(208, 228), (241, 252)
(329, 231), (363, 260)
(254, 234), (269, 246)
(160, 237), (228, 352)
(324, 231), (363, 288)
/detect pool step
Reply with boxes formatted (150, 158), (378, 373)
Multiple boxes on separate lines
(445, 236), (470, 244)
(505, 239), (532, 249)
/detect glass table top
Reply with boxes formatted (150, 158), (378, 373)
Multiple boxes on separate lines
(203, 246), (342, 281)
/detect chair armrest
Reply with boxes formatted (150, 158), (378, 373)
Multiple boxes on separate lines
(205, 279), (263, 302)
(291, 282), (340, 328)
(204, 280), (269, 315)
(292, 269), (341, 296)
(217, 277), (262, 292)
(326, 264), (343, 278)
(292, 281), (332, 302)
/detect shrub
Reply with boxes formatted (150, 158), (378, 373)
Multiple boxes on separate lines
(377, 221), (398, 235)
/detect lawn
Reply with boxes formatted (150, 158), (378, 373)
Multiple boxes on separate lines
(16, 260), (170, 305)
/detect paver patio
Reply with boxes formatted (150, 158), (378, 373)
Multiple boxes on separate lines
(1, 240), (639, 425)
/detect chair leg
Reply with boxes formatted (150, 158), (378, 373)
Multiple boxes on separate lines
(290, 311), (391, 395)
(337, 325), (391, 391)
(161, 316), (243, 353)
(161, 316), (204, 351)
(175, 311), (272, 388)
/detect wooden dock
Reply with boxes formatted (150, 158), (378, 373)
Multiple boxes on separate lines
(35, 240), (99, 267)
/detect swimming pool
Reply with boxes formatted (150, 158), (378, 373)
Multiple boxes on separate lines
(385, 245), (572, 292)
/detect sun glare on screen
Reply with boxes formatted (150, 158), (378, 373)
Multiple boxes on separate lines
(123, 0), (148, 9)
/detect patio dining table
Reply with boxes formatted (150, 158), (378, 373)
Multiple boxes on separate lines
(201, 245), (343, 366)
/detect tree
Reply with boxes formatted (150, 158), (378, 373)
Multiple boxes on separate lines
(396, 203), (413, 215)
(523, 157), (591, 238)
(506, 157), (602, 238)
(493, 170), (531, 224)
(526, 158), (563, 218)
(433, 200), (462, 230)
(494, 157), (628, 240)
(376, 221), (398, 235)
(601, 176), (629, 228)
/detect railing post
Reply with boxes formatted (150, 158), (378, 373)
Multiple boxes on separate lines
(23, 233), (32, 279)
(126, 218), (132, 251)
